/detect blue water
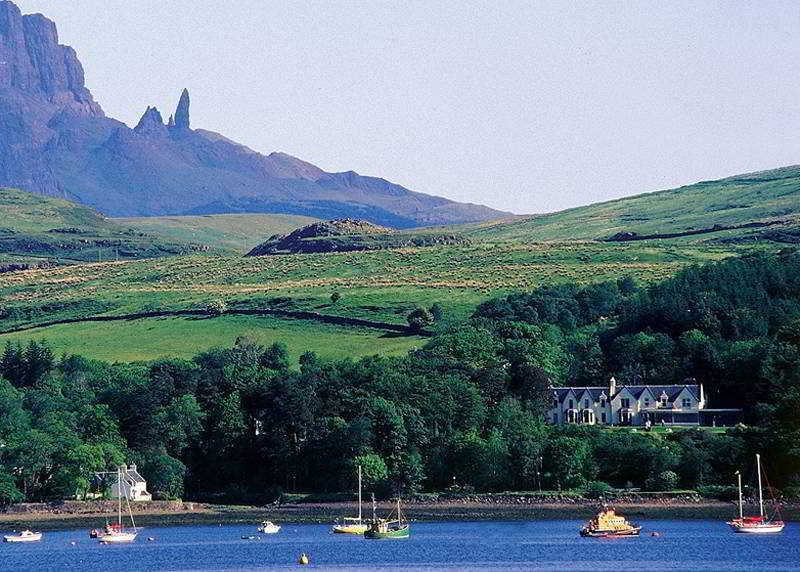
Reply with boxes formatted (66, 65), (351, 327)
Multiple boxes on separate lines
(1, 520), (798, 571)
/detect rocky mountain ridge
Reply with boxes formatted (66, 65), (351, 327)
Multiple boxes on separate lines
(0, 1), (505, 228)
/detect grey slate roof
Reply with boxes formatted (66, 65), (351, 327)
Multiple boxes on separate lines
(552, 383), (700, 405)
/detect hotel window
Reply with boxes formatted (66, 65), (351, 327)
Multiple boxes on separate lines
(584, 399), (589, 409)
(600, 398), (606, 407)
(644, 398), (650, 408)
(553, 398), (558, 409)
(601, 412), (607, 423)
(621, 398), (630, 408)
(553, 413), (558, 424)
(569, 399), (574, 409)
(660, 396), (668, 407)
(682, 398), (691, 408)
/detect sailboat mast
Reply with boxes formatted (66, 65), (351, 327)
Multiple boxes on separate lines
(736, 471), (743, 519)
(117, 466), (122, 527)
(756, 453), (764, 518)
(357, 465), (362, 522)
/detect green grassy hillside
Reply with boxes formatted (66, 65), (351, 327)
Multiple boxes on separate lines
(0, 188), (206, 264)
(467, 165), (800, 243)
(116, 213), (319, 253)
(0, 240), (756, 361)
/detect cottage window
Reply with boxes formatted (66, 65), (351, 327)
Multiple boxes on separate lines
(553, 398), (558, 408)
(660, 396), (668, 407)
(682, 398), (691, 408)
(600, 399), (606, 407)
(584, 399), (589, 409)
(621, 398), (630, 408)
(644, 398), (650, 408)
(601, 412), (607, 423)
(569, 399), (574, 409)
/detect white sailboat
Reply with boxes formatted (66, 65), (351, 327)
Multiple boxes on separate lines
(332, 465), (368, 534)
(257, 521), (281, 534)
(727, 453), (785, 534)
(97, 466), (139, 543)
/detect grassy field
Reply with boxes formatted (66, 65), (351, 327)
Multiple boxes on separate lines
(0, 314), (422, 363)
(116, 213), (318, 253)
(0, 239), (760, 361)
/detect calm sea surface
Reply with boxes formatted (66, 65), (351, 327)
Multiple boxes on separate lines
(1, 520), (798, 571)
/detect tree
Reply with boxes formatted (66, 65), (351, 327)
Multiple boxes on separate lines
(352, 453), (389, 494)
(645, 470), (679, 491)
(330, 292), (342, 304)
(140, 454), (187, 499)
(0, 470), (23, 507)
(261, 342), (290, 372)
(407, 307), (434, 331)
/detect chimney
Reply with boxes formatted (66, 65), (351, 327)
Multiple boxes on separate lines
(609, 376), (616, 397)
(699, 383), (705, 407)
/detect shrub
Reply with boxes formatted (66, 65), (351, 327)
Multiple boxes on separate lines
(584, 480), (613, 500)
(407, 307), (434, 330)
(697, 485), (739, 501)
(206, 299), (227, 315)
(645, 470), (679, 492)
(330, 292), (341, 304)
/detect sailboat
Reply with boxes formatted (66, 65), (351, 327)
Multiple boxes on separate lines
(97, 466), (139, 543)
(333, 465), (368, 534)
(364, 496), (410, 539)
(727, 453), (785, 534)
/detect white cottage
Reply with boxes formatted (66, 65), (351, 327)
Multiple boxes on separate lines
(108, 464), (152, 501)
(547, 377), (707, 427)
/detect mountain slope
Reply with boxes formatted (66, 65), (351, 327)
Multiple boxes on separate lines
(0, 187), (204, 264)
(0, 1), (505, 228)
(466, 165), (800, 243)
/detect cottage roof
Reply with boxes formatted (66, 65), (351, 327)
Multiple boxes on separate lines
(125, 468), (146, 483)
(554, 384), (700, 403)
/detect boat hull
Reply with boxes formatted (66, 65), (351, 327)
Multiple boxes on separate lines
(364, 525), (410, 539)
(333, 524), (369, 534)
(580, 526), (641, 538)
(3, 533), (42, 543)
(98, 532), (137, 543)
(729, 522), (785, 534)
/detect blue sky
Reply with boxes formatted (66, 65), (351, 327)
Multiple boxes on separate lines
(15, 0), (800, 214)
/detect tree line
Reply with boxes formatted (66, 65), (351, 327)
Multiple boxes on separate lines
(0, 249), (798, 505)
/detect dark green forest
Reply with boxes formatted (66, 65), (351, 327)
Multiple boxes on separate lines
(1, 250), (799, 505)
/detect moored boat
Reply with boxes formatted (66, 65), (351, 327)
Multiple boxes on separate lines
(580, 507), (641, 537)
(96, 466), (139, 543)
(333, 465), (369, 534)
(727, 454), (785, 534)
(3, 530), (42, 543)
(257, 521), (281, 534)
(364, 497), (409, 539)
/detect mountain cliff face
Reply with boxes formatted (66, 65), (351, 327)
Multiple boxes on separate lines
(0, 1), (505, 228)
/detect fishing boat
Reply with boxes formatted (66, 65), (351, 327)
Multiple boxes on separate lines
(3, 530), (42, 543)
(580, 507), (641, 537)
(257, 521), (281, 534)
(332, 465), (369, 534)
(96, 466), (139, 543)
(364, 497), (409, 539)
(727, 454), (785, 534)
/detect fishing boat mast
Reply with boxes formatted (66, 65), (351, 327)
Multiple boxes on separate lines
(735, 470), (743, 520)
(757, 453), (764, 519)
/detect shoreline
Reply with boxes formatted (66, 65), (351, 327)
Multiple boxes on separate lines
(2, 500), (797, 531)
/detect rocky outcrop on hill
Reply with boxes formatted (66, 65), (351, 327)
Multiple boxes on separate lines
(0, 1), (506, 228)
(247, 218), (470, 255)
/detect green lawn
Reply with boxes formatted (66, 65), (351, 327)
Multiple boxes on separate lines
(0, 314), (423, 363)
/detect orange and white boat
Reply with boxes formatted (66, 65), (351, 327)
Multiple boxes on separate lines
(580, 507), (641, 537)
(727, 454), (785, 534)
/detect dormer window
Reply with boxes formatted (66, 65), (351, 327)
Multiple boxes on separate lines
(644, 398), (650, 408)
(621, 398), (631, 408)
(682, 398), (691, 408)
